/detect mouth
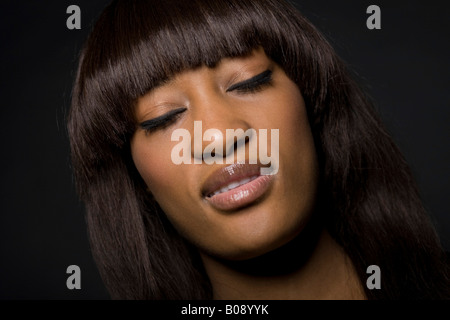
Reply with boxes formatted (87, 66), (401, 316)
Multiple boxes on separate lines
(202, 163), (274, 211)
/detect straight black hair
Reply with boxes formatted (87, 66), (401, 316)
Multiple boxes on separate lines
(68, 0), (450, 299)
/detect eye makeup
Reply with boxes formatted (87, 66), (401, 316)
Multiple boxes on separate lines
(138, 70), (272, 133)
(226, 69), (273, 94)
(140, 107), (187, 133)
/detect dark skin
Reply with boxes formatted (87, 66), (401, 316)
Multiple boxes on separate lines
(201, 224), (365, 299)
(131, 48), (365, 299)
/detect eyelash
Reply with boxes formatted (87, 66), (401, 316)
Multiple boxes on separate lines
(140, 108), (187, 134)
(140, 70), (273, 133)
(226, 70), (273, 94)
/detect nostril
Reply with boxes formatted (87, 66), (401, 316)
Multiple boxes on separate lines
(233, 139), (239, 151)
(232, 135), (249, 151)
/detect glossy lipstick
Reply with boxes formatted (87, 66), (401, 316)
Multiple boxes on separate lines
(202, 163), (274, 211)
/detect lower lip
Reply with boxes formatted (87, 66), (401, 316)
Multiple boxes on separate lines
(205, 175), (274, 211)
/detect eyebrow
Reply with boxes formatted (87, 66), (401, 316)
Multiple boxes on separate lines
(151, 77), (174, 91)
(226, 69), (272, 92)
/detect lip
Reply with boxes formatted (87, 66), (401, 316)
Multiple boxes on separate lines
(202, 163), (274, 211)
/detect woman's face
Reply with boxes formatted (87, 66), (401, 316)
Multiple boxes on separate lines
(131, 48), (319, 260)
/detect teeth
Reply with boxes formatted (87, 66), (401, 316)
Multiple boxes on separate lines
(209, 176), (258, 197)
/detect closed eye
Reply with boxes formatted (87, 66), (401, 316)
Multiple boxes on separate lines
(139, 107), (187, 134)
(226, 70), (273, 94)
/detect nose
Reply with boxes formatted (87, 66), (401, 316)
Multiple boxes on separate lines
(189, 95), (254, 164)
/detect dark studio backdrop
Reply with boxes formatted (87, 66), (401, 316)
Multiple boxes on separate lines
(0, 0), (449, 299)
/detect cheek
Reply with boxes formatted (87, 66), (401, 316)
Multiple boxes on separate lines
(131, 134), (208, 248)
(268, 84), (319, 212)
(130, 133), (201, 239)
(263, 83), (317, 169)
(130, 135), (181, 198)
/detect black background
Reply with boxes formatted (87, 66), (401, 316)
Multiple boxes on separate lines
(0, 0), (449, 299)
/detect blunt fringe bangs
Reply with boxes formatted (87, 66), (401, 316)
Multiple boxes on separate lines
(68, 0), (450, 300)
(74, 0), (338, 155)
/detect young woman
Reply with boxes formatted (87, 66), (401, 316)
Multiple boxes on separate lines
(68, 0), (450, 299)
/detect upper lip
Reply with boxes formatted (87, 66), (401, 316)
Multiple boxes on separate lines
(201, 163), (264, 198)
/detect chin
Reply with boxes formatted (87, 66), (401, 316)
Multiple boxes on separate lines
(210, 218), (306, 261)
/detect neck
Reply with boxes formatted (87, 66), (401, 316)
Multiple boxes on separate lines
(199, 223), (366, 300)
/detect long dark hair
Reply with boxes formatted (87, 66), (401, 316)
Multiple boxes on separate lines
(68, 0), (450, 299)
